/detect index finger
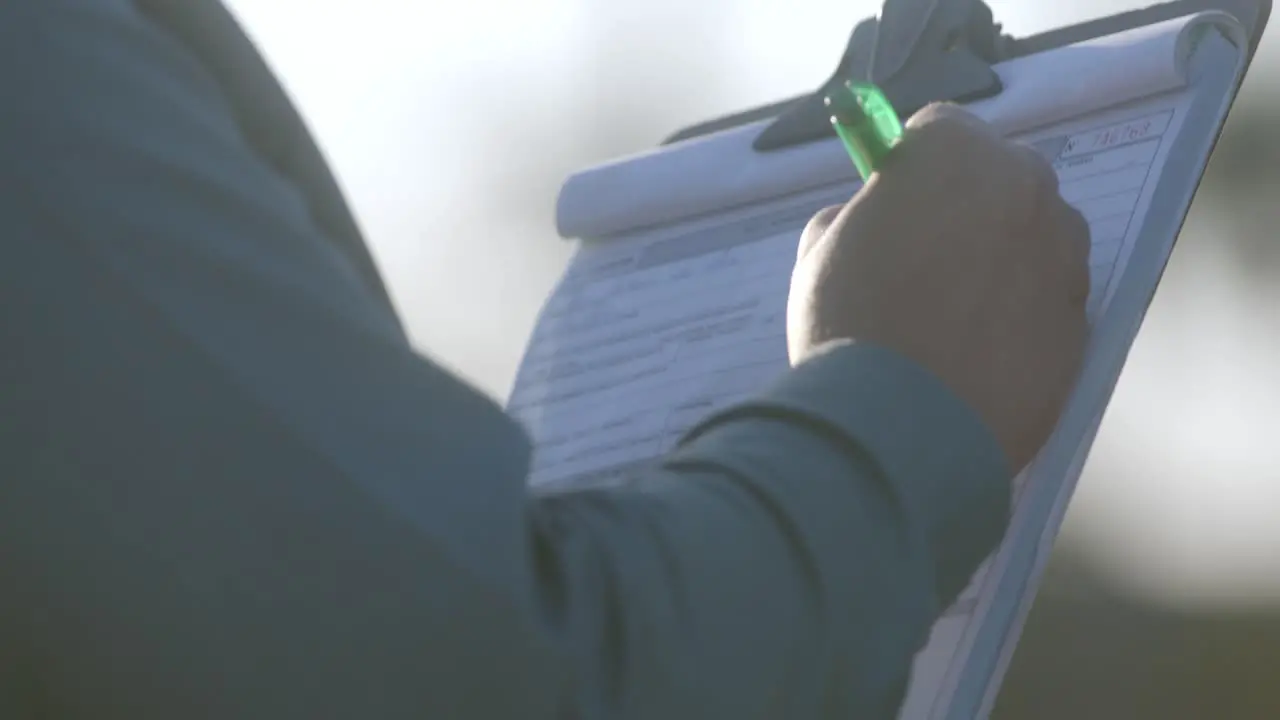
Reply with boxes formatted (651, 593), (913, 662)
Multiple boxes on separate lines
(904, 102), (996, 136)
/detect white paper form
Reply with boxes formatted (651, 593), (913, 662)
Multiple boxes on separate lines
(509, 199), (825, 487)
(511, 88), (1190, 490)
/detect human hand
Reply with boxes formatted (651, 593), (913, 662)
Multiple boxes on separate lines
(787, 103), (1091, 473)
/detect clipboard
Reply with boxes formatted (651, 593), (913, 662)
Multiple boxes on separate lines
(665, 0), (1270, 149)
(645, 2), (1264, 712)
(510, 1), (1271, 718)
(643, 2), (1267, 717)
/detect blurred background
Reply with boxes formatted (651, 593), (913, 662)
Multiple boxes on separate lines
(222, 1), (1280, 716)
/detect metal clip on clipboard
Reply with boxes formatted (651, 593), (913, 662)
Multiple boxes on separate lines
(753, 0), (1013, 151)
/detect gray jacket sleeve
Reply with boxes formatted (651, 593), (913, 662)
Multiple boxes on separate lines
(532, 342), (1011, 719)
(0, 2), (1009, 719)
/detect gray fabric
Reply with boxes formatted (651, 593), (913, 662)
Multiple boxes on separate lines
(0, 1), (1010, 718)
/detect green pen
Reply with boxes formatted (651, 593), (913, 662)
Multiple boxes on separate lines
(824, 81), (904, 181)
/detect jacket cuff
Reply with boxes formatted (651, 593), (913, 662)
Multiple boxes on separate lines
(686, 340), (1012, 602)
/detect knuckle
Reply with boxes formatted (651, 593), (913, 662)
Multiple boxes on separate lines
(803, 204), (843, 238)
(904, 103), (987, 147)
(798, 204), (844, 257)
(1063, 205), (1093, 298)
(903, 102), (952, 129)
(907, 102), (981, 130)
(1019, 143), (1061, 195)
(1073, 242), (1092, 289)
(1064, 203), (1091, 248)
(1060, 205), (1091, 260)
(1071, 306), (1091, 353)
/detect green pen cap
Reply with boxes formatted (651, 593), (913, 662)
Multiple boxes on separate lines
(824, 81), (904, 181)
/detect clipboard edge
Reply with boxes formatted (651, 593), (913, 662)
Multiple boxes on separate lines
(661, 0), (1271, 148)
